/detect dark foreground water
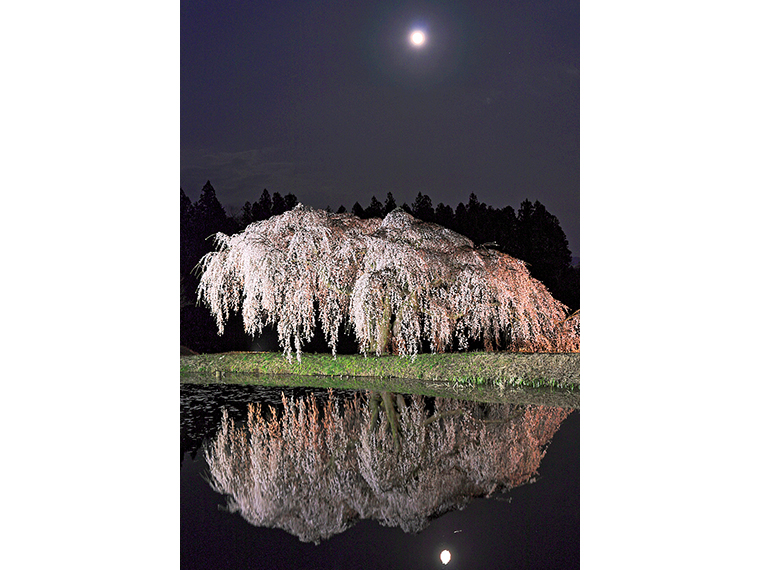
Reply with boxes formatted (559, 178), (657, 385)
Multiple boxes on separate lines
(181, 384), (579, 569)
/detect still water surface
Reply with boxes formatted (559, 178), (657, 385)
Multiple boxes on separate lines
(181, 384), (578, 569)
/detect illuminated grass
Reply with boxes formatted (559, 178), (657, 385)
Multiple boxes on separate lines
(180, 351), (579, 391)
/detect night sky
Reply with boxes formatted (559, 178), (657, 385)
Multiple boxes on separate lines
(181, 0), (579, 257)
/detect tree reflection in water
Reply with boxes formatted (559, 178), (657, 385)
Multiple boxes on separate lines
(204, 390), (571, 544)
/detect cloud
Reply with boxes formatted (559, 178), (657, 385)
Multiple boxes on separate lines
(181, 147), (340, 213)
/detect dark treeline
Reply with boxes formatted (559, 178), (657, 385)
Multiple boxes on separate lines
(181, 182), (301, 353)
(181, 182), (579, 353)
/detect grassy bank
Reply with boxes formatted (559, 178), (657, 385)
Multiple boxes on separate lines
(180, 351), (579, 390)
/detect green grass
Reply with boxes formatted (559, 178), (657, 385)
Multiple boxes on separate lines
(180, 350), (580, 391)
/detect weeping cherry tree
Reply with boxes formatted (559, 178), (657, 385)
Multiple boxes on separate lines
(196, 204), (579, 361)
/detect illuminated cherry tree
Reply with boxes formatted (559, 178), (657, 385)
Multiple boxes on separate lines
(196, 204), (579, 361)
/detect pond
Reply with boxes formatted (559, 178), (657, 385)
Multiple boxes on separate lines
(181, 383), (579, 569)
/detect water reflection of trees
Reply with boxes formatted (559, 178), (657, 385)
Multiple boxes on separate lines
(204, 390), (571, 544)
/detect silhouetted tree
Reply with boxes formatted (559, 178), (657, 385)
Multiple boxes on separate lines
(351, 201), (365, 218)
(515, 199), (535, 252)
(440, 196), (576, 309)
(463, 193), (491, 245)
(434, 202), (455, 229)
(180, 188), (193, 249)
(195, 181), (229, 232)
(555, 265), (579, 312)
(515, 199), (573, 304)
(494, 206), (520, 256)
(258, 189), (272, 219)
(411, 192), (435, 222)
(181, 181), (235, 271)
(181, 181), (247, 353)
(284, 193), (298, 211)
(365, 196), (384, 218)
(180, 188), (195, 303)
(239, 188), (298, 227)
(180, 187), (192, 218)
(383, 192), (397, 216)
(271, 191), (287, 216)
(240, 201), (256, 227)
(453, 202), (467, 233)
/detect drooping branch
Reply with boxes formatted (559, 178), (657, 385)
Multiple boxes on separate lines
(196, 205), (579, 361)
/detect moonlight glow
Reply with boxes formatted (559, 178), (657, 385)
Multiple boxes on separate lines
(410, 30), (426, 46)
(440, 550), (451, 565)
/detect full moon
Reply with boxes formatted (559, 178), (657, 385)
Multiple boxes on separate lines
(440, 550), (451, 565)
(410, 30), (426, 46)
